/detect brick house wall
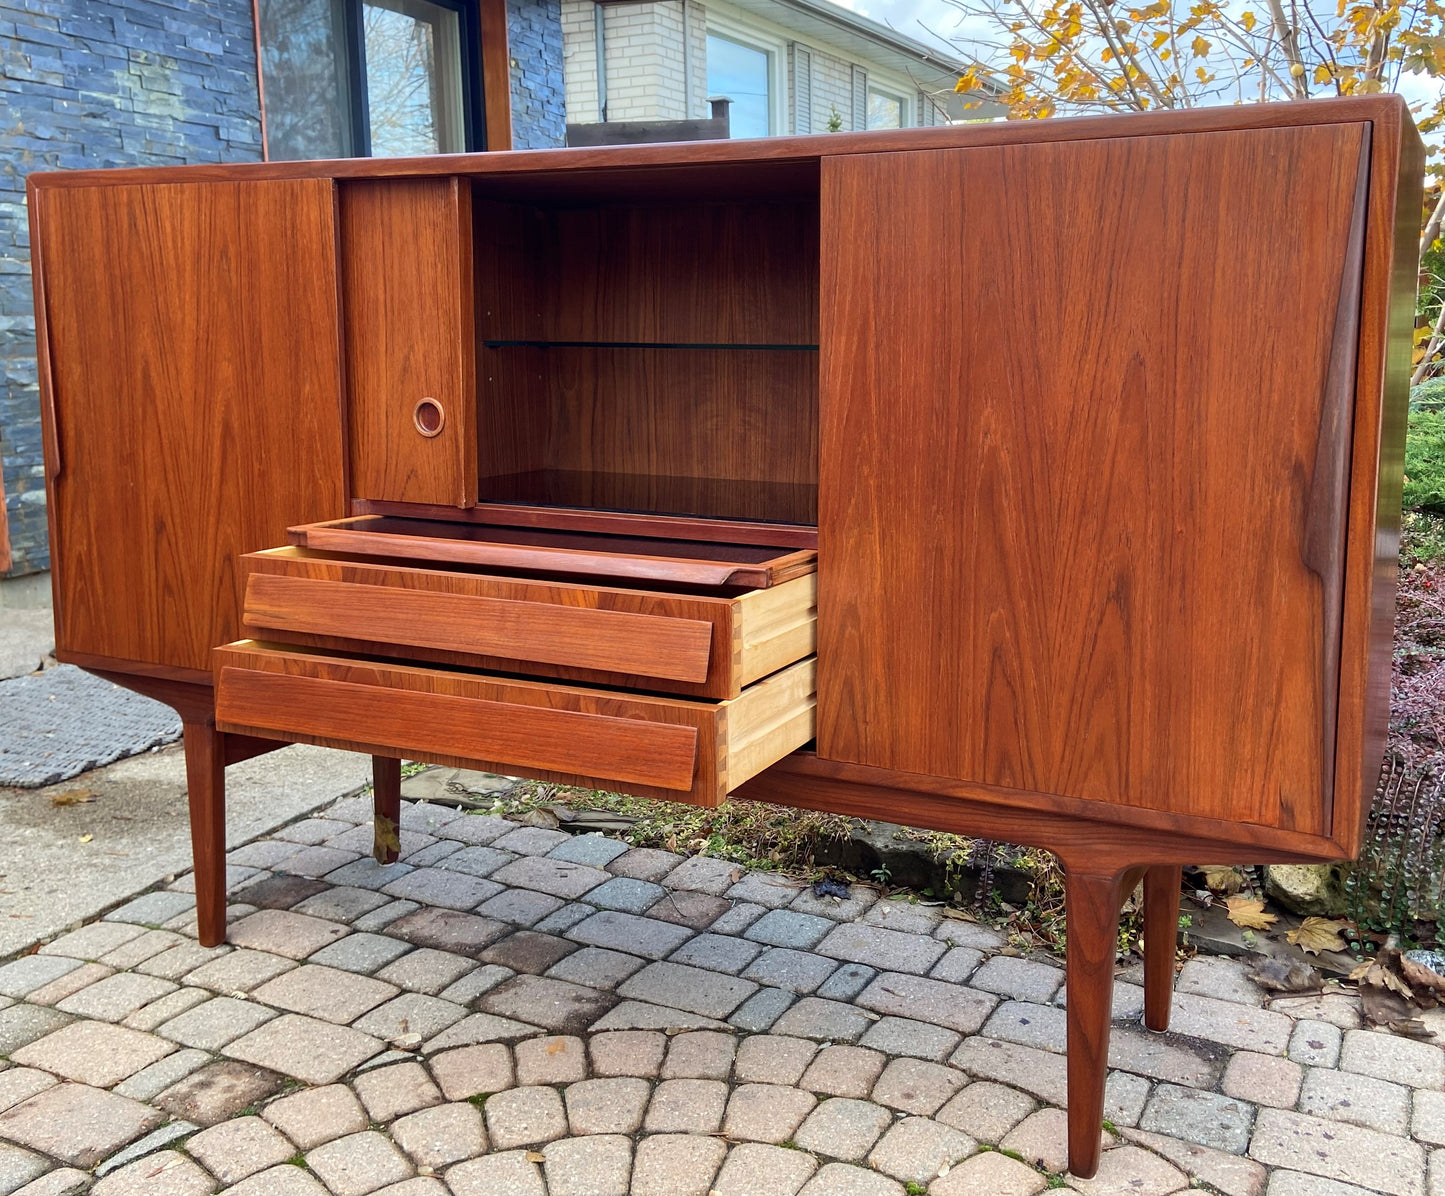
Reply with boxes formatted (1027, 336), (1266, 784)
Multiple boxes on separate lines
(0, 0), (565, 579)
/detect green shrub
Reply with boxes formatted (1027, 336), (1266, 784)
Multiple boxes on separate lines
(1405, 407), (1445, 514)
(1411, 377), (1445, 411)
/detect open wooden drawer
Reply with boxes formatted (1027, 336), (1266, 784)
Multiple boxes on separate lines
(213, 642), (817, 805)
(241, 547), (816, 700)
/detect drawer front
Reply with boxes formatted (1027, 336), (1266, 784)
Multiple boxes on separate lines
(214, 643), (816, 805)
(242, 548), (816, 698)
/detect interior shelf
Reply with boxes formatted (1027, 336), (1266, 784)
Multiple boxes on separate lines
(482, 340), (819, 351)
(475, 470), (818, 526)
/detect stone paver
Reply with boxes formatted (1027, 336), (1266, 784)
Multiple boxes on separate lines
(307, 1130), (414, 1196)
(226, 910), (349, 959)
(795, 1096), (894, 1160)
(388, 908), (511, 957)
(481, 930), (579, 975)
(0, 1142), (49, 1193)
(660, 1030), (736, 1080)
(586, 877), (666, 914)
(644, 1078), (728, 1132)
(430, 1043), (515, 1101)
(630, 1133), (727, 1196)
(1140, 1082), (1256, 1154)
(935, 1081), (1036, 1143)
(645, 890), (731, 930)
(871, 1056), (968, 1114)
(481, 974), (616, 1034)
(729, 987), (796, 1032)
(1223, 1051), (1304, 1109)
(799, 1161), (905, 1195)
(447, 1149), (546, 1196)
(969, 955), (1066, 1003)
(802, 1045), (887, 1098)
(1070, 1145), (1189, 1196)
(491, 856), (609, 900)
(867, 1116), (975, 1185)
(566, 911), (692, 960)
(723, 1082), (817, 1143)
(186, 1116), (294, 1184)
(1339, 1029), (1445, 1090)
(743, 947), (836, 993)
(354, 1061), (443, 1122)
(669, 932), (764, 975)
(589, 1030), (667, 1078)
(1248, 1108), (1425, 1196)
(0, 956), (83, 1000)
(157, 997), (277, 1051)
(564, 1077), (651, 1135)
(547, 947), (646, 990)
(619, 961), (756, 1019)
(514, 1034), (588, 1085)
(857, 971), (996, 1033)
(374, 947), (474, 994)
(543, 1133), (632, 1196)
(1298, 1066), (1411, 1135)
(734, 1034), (818, 1085)
(390, 1102), (487, 1169)
(182, 949), (295, 994)
(0, 1070), (57, 1116)
(859, 1015), (960, 1062)
(485, 1085), (569, 1149)
(262, 1084), (369, 1149)
(771, 996), (875, 1043)
(714, 1140), (817, 1195)
(745, 910), (835, 950)
(252, 963), (398, 1024)
(818, 923), (949, 975)
(308, 932), (412, 974)
(224, 1013), (382, 1084)
(154, 1061), (285, 1127)
(932, 1148), (1046, 1196)
(113, 1049), (210, 1102)
(0, 1083), (163, 1168)
(90, 1150), (216, 1196)
(607, 848), (684, 882)
(353, 992), (467, 1042)
(12, 1020), (173, 1087)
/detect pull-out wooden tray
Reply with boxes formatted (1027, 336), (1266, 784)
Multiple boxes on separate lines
(214, 642), (817, 805)
(242, 547), (816, 699)
(289, 515), (817, 589)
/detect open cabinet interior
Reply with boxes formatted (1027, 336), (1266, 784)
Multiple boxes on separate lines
(469, 163), (822, 528)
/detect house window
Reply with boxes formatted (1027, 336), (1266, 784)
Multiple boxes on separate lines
(257, 0), (483, 159)
(707, 33), (772, 138)
(867, 87), (904, 129)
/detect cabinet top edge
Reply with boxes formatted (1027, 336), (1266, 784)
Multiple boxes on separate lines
(27, 95), (1413, 192)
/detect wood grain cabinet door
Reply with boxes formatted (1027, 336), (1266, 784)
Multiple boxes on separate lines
(818, 123), (1371, 835)
(340, 178), (477, 507)
(35, 179), (346, 677)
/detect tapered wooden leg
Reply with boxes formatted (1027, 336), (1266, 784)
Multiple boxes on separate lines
(182, 721), (227, 948)
(372, 756), (402, 864)
(1064, 866), (1129, 1180)
(1143, 865), (1183, 1032)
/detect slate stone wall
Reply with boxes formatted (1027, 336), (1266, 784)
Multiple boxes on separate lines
(509, 0), (565, 149)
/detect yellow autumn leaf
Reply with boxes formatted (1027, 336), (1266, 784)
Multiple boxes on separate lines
(49, 788), (97, 807)
(1192, 34), (1212, 56)
(373, 815), (401, 855)
(1225, 894), (1277, 930)
(1286, 917), (1349, 955)
(1241, 10), (1257, 30)
(1200, 865), (1245, 894)
(78, 834), (94, 844)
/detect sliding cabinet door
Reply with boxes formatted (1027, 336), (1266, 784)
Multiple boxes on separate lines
(818, 124), (1370, 835)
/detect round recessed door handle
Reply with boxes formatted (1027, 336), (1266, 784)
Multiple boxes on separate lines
(413, 397), (445, 438)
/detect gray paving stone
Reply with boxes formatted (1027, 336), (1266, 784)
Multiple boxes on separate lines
(1105, 1070), (1153, 1128)
(40, 924), (148, 963)
(263, 1084), (369, 1151)
(324, 858), (416, 891)
(1067, 1144), (1189, 1196)
(95, 1118), (204, 1179)
(1249, 1108), (1424, 1196)
(0, 956), (82, 1000)
(713, 1141), (818, 1196)
(1270, 994), (1364, 1031)
(630, 1133), (727, 1196)
(857, 971), (997, 1034)
(817, 963), (876, 1002)
(871, 1057), (968, 1114)
(644, 1078), (728, 1132)
(590, 1030), (668, 1078)
(153, 1060), (286, 1128)
(54, 972), (176, 1022)
(112, 1049), (210, 1102)
(406, 839), (465, 868)
(981, 999), (1068, 1054)
(307, 932), (412, 974)
(1415, 1089), (1445, 1147)
(802, 1045), (887, 1099)
(227, 910), (350, 960)
(771, 996), (874, 1043)
(1220, 1052), (1304, 1114)
(493, 827), (572, 856)
(278, 816), (354, 845)
(798, 1161), (905, 1196)
(710, 902), (769, 937)
(381, 868), (503, 910)
(1106, 1023), (1226, 1088)
(231, 874), (330, 912)
(744, 909), (834, 950)
(514, 1034), (588, 1085)
(1177, 957), (1268, 1006)
(354, 1060), (444, 1122)
(1167, 992), (1293, 1055)
(104, 891), (199, 927)
(486, 1085), (569, 1149)
(24, 962), (116, 1008)
(182, 949), (297, 993)
(566, 911), (693, 959)
(645, 890), (732, 930)
(789, 884), (879, 922)
(353, 900), (421, 933)
(1339, 1027), (1445, 1089)
(548, 833), (630, 867)
(668, 933), (764, 975)
(13, 1020), (173, 1087)
(619, 960), (757, 1018)
(446, 1149), (546, 1196)
(929, 947), (986, 984)
(933, 919), (1008, 950)
(12, 1167), (93, 1196)
(935, 1080), (1036, 1143)
(1005, 1110), (1111, 1177)
(589, 1000), (731, 1033)
(587, 877), (667, 914)
(224, 1014), (383, 1084)
(433, 813), (517, 846)
(860, 898), (946, 935)
(436, 845), (516, 877)
(661, 1030), (737, 1080)
(724, 1082), (818, 1143)
(1298, 1066), (1411, 1134)
(546, 946), (647, 989)
(565, 1076), (651, 1135)
(275, 845), (363, 878)
(0, 1083), (163, 1168)
(390, 1101), (487, 1169)
(741, 947), (836, 993)
(0, 1071), (56, 1116)
(868, 1116), (975, 1185)
(422, 1012), (541, 1050)
(1290, 1020), (1344, 1068)
(388, 908), (512, 957)
(1140, 1081), (1255, 1153)
(481, 931), (580, 975)
(293, 886), (391, 923)
(543, 1133), (633, 1196)
(481, 974), (617, 1034)
(327, 825), (434, 860)
(795, 1095), (894, 1160)
(734, 1034), (818, 1085)
(729, 987), (797, 1032)
(376, 948), (474, 994)
(1261, 1171), (1376, 1196)
(429, 1043), (515, 1100)
(725, 873), (807, 909)
(951, 1038), (1067, 1105)
(0, 1141), (47, 1192)
(1121, 1126), (1267, 1196)
(817, 924), (948, 975)
(968, 955), (1066, 1003)
(353, 993), (468, 1042)
(252, 964), (398, 1024)
(859, 1015), (961, 1061)
(307, 1131), (414, 1196)
(533, 903), (595, 935)
(663, 855), (742, 895)
(229, 839), (306, 868)
(187, 1115), (294, 1185)
(931, 1149), (1048, 1196)
(437, 964), (513, 1005)
(136, 943), (231, 983)
(100, 930), (188, 971)
(607, 847), (684, 881)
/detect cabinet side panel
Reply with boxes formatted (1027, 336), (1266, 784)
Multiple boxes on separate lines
(341, 178), (476, 507)
(37, 179), (346, 675)
(819, 126), (1367, 833)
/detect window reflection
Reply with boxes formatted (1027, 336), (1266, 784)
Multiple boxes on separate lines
(257, 0), (352, 159)
(363, 0), (466, 156)
(707, 34), (771, 139)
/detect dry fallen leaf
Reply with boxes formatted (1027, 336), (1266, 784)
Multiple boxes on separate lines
(49, 788), (97, 807)
(1201, 865), (1245, 894)
(1247, 954), (1322, 993)
(372, 815), (401, 856)
(1225, 894), (1277, 930)
(525, 1151), (546, 1164)
(1286, 917), (1349, 956)
(545, 1039), (567, 1055)
(77, 834), (93, 844)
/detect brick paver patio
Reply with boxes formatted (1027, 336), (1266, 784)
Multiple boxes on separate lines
(0, 789), (1438, 1195)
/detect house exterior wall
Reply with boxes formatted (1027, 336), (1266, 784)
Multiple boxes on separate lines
(509, 0), (568, 148)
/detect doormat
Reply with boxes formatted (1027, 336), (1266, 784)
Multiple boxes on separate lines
(0, 664), (182, 788)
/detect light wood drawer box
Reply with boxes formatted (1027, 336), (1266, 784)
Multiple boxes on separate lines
(213, 641), (817, 806)
(241, 547), (816, 699)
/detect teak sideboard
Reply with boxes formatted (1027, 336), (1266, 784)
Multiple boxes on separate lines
(27, 96), (1420, 1177)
